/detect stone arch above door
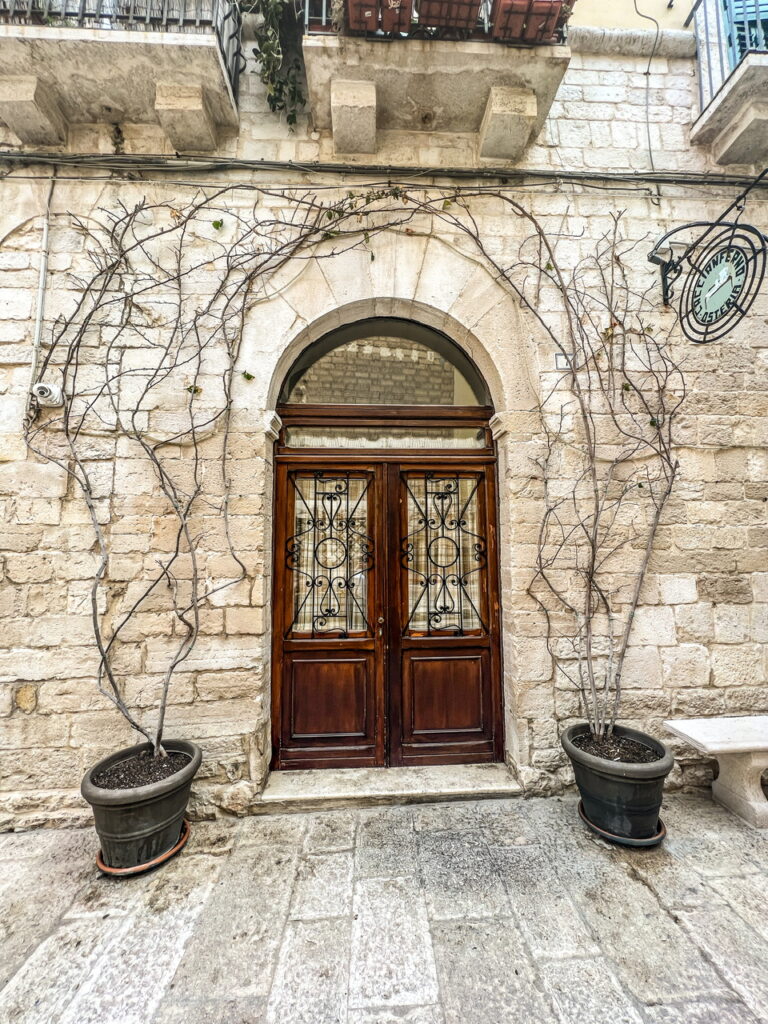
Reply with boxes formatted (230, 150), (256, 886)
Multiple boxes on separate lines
(231, 230), (547, 780)
(232, 231), (541, 419)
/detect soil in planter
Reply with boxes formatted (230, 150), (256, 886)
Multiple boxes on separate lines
(572, 733), (663, 764)
(93, 750), (191, 790)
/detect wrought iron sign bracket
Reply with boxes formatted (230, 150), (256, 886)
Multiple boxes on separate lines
(647, 169), (768, 344)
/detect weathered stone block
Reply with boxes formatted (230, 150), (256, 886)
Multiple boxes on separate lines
(0, 76), (67, 145)
(478, 87), (537, 160)
(621, 646), (663, 689)
(675, 602), (714, 644)
(661, 644), (710, 688)
(628, 606), (677, 647)
(698, 574), (753, 605)
(711, 644), (764, 688)
(0, 461), (68, 498)
(155, 82), (218, 153)
(658, 575), (698, 605)
(331, 79), (377, 155)
(225, 606), (266, 636)
(713, 604), (751, 644)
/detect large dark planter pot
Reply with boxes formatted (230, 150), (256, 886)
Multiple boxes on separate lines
(81, 739), (202, 873)
(561, 723), (674, 846)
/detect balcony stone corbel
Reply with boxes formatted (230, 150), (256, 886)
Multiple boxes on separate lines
(154, 82), (218, 154)
(478, 86), (537, 161)
(711, 101), (768, 166)
(0, 76), (67, 146)
(330, 79), (378, 155)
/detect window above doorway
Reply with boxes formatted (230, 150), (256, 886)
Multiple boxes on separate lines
(279, 317), (490, 407)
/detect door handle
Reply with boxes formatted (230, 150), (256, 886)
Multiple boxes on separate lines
(377, 616), (385, 624)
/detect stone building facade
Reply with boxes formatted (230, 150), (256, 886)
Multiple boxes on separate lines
(0, 0), (766, 829)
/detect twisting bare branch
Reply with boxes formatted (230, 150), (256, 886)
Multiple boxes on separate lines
(24, 187), (683, 756)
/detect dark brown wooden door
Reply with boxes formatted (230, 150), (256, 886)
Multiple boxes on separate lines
(272, 459), (503, 769)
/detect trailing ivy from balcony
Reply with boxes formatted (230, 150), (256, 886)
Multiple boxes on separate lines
(242, 0), (306, 127)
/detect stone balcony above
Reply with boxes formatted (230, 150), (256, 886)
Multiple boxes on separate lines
(0, 1), (241, 152)
(690, 52), (768, 165)
(303, 34), (570, 160)
(687, 0), (768, 164)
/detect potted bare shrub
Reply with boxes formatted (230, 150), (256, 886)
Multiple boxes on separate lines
(23, 197), (257, 876)
(528, 216), (682, 847)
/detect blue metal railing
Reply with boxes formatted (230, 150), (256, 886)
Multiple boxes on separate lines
(0, 0), (244, 100)
(686, 0), (768, 113)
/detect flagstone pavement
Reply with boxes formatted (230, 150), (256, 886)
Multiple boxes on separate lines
(1, 791), (767, 1024)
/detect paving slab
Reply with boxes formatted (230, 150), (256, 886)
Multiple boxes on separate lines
(641, 998), (763, 1024)
(238, 814), (308, 848)
(707, 872), (768, 941)
(0, 829), (95, 989)
(349, 875), (439, 1009)
(289, 850), (354, 919)
(538, 957), (645, 1024)
(0, 916), (133, 1024)
(151, 996), (267, 1024)
(418, 831), (511, 920)
(565, 855), (729, 1005)
(491, 845), (600, 959)
(56, 855), (221, 1024)
(679, 903), (768, 1021)
(265, 917), (351, 1024)
(303, 811), (358, 852)
(355, 806), (417, 879)
(1, 792), (767, 1024)
(167, 844), (298, 1000)
(347, 1007), (445, 1024)
(612, 845), (715, 911)
(432, 918), (558, 1024)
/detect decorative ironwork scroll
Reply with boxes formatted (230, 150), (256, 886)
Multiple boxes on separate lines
(401, 473), (487, 635)
(648, 168), (768, 344)
(286, 473), (373, 636)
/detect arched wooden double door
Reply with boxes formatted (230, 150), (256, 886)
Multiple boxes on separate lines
(270, 320), (504, 770)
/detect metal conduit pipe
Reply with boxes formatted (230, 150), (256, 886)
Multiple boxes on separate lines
(25, 171), (57, 427)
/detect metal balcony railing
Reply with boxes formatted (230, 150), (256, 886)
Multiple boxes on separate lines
(0, 0), (244, 99)
(304, 0), (572, 45)
(686, 0), (768, 112)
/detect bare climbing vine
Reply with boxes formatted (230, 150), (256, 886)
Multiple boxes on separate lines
(525, 216), (684, 740)
(24, 184), (684, 755)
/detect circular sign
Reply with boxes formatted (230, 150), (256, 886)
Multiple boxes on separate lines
(679, 224), (767, 343)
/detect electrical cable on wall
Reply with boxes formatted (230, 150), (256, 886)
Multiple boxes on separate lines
(633, 0), (663, 205)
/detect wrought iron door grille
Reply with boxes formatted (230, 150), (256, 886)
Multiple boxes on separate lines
(402, 473), (487, 635)
(286, 473), (373, 637)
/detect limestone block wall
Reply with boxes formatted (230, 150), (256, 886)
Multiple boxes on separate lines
(0, 28), (767, 828)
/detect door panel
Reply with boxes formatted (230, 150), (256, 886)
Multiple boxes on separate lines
(404, 649), (488, 735)
(275, 466), (385, 769)
(400, 472), (488, 637)
(288, 653), (373, 739)
(390, 469), (500, 766)
(272, 458), (502, 769)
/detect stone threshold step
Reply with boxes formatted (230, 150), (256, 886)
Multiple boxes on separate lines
(256, 763), (522, 814)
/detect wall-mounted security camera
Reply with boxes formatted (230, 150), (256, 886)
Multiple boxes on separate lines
(31, 381), (65, 407)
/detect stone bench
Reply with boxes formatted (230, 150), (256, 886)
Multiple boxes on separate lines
(664, 716), (768, 828)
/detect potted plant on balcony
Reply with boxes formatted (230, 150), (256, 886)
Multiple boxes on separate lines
(416, 0), (482, 32)
(527, 216), (682, 847)
(490, 0), (575, 44)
